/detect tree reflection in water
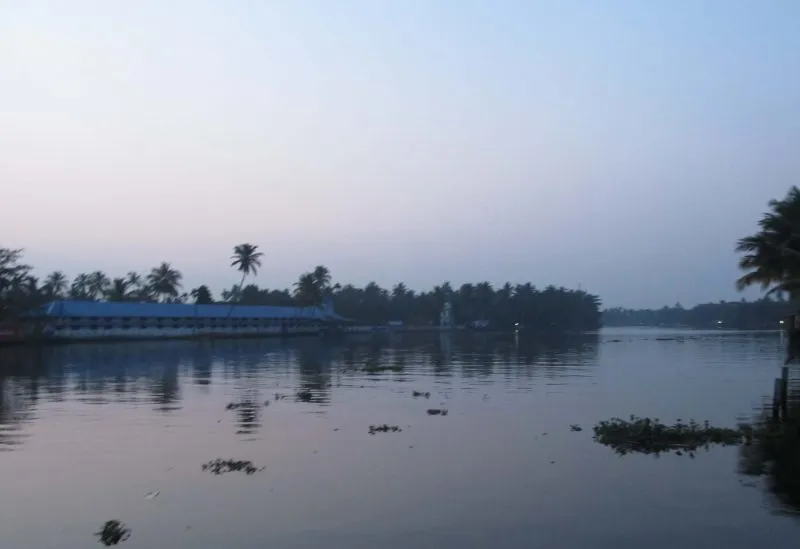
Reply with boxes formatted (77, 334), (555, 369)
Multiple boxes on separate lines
(0, 333), (600, 451)
(738, 377), (800, 516)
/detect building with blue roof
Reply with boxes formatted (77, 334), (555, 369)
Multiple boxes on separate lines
(23, 299), (351, 341)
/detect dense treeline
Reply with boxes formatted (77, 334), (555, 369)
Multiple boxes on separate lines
(0, 246), (602, 331)
(603, 299), (791, 330)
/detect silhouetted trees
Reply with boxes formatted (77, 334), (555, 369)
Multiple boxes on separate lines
(1, 246), (601, 331)
(603, 298), (790, 330)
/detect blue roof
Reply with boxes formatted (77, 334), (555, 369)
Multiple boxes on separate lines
(27, 300), (350, 322)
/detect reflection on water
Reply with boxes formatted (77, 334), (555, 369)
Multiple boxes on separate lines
(1, 329), (799, 549)
(739, 375), (800, 516)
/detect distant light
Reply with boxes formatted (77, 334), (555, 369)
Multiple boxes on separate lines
(717, 320), (723, 324)
(514, 322), (520, 327)
(780, 320), (785, 325)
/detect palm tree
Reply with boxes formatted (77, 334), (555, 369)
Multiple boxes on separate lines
(737, 186), (800, 298)
(69, 273), (92, 300)
(105, 278), (132, 301)
(43, 271), (69, 299)
(293, 272), (320, 306)
(87, 271), (110, 300)
(230, 244), (264, 297)
(190, 285), (213, 304)
(312, 265), (331, 294)
(146, 262), (183, 302)
(227, 243), (263, 316)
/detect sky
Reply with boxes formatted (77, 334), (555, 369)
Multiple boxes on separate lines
(2, 0), (800, 309)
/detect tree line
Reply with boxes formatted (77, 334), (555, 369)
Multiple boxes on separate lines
(603, 298), (791, 330)
(0, 244), (601, 331)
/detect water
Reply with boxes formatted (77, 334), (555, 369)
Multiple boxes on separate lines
(1, 328), (798, 548)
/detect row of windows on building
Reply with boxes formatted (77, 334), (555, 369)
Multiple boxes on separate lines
(51, 317), (324, 330)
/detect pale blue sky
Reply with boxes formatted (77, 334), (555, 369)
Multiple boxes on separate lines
(2, 1), (799, 308)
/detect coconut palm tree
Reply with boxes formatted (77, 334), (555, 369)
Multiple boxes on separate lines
(43, 271), (69, 299)
(190, 285), (213, 304)
(312, 265), (331, 294)
(230, 244), (264, 297)
(146, 262), (183, 302)
(736, 186), (800, 297)
(87, 271), (110, 300)
(69, 273), (93, 300)
(105, 278), (132, 301)
(227, 243), (263, 316)
(293, 272), (320, 306)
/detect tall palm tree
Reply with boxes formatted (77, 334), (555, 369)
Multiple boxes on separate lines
(312, 265), (331, 294)
(231, 244), (264, 296)
(190, 285), (213, 304)
(737, 186), (800, 298)
(293, 272), (319, 306)
(43, 271), (69, 299)
(228, 243), (263, 316)
(146, 262), (183, 303)
(87, 271), (110, 300)
(69, 273), (92, 300)
(105, 278), (131, 301)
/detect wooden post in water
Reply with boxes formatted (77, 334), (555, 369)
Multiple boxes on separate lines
(781, 366), (790, 419)
(773, 377), (783, 420)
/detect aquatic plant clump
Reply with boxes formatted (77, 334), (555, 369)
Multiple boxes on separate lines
(95, 520), (130, 546)
(369, 424), (402, 434)
(412, 391), (431, 398)
(201, 459), (264, 475)
(593, 416), (746, 456)
(426, 409), (448, 416)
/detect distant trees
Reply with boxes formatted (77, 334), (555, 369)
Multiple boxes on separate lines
(0, 247), (602, 331)
(0, 248), (37, 319)
(603, 298), (790, 330)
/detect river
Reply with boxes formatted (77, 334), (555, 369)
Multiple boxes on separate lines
(1, 328), (798, 548)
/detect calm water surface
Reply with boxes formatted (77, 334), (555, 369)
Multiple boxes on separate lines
(1, 328), (799, 549)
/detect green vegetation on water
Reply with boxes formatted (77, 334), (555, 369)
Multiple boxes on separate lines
(593, 416), (747, 456)
(201, 459), (264, 475)
(369, 424), (402, 434)
(95, 520), (130, 546)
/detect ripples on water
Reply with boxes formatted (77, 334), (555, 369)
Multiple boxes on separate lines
(0, 328), (798, 549)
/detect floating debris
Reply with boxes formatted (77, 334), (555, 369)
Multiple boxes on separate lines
(274, 393), (288, 400)
(426, 409), (448, 416)
(201, 459), (264, 475)
(295, 389), (314, 402)
(369, 424), (402, 434)
(570, 424), (583, 432)
(95, 520), (130, 546)
(144, 490), (160, 500)
(263, 400), (270, 407)
(363, 365), (404, 374)
(225, 401), (255, 411)
(593, 416), (746, 456)
(412, 391), (431, 398)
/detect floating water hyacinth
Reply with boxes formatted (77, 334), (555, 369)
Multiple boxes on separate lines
(95, 520), (130, 546)
(369, 424), (402, 434)
(593, 416), (747, 456)
(201, 459), (264, 475)
(426, 409), (448, 416)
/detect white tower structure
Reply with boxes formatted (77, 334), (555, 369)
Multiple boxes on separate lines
(439, 301), (453, 329)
